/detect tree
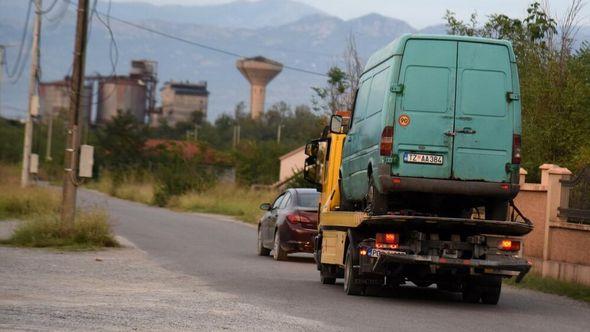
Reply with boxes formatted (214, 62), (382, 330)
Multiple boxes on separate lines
(312, 66), (349, 115)
(445, 1), (589, 178)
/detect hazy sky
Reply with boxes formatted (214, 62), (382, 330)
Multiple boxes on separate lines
(111, 0), (590, 28)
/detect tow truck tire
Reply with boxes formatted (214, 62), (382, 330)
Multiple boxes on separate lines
(320, 264), (336, 285)
(257, 228), (271, 256)
(273, 231), (288, 261)
(344, 246), (364, 296)
(366, 178), (388, 215)
(480, 277), (502, 305)
(462, 278), (482, 303)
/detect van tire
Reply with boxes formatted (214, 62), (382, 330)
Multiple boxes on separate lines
(339, 178), (353, 211)
(366, 178), (388, 215)
(485, 200), (509, 221)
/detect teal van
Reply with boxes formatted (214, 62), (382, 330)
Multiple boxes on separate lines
(339, 34), (522, 219)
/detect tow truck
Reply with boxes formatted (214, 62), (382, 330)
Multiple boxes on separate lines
(303, 115), (533, 304)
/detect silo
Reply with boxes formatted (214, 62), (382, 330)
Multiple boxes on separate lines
(96, 77), (146, 123)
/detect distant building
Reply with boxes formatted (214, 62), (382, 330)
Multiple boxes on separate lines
(278, 145), (306, 183)
(159, 81), (209, 126)
(39, 79), (92, 123)
(96, 76), (147, 124)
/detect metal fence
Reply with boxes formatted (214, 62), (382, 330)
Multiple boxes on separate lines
(559, 166), (590, 224)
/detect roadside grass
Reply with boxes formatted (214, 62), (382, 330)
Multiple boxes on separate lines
(169, 185), (277, 224)
(506, 273), (590, 303)
(86, 174), (154, 205)
(0, 163), (119, 250)
(1, 209), (119, 250)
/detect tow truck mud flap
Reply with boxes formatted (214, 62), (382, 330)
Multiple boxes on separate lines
(368, 249), (531, 281)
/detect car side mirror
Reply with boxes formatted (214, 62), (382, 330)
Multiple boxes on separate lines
(260, 203), (271, 211)
(330, 115), (343, 133)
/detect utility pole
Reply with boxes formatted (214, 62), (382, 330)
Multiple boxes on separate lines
(276, 124), (283, 144)
(61, 0), (90, 225)
(0, 46), (4, 118)
(45, 107), (53, 161)
(20, 0), (42, 187)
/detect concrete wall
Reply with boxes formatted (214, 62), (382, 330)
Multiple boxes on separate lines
(516, 164), (590, 285)
(278, 146), (306, 183)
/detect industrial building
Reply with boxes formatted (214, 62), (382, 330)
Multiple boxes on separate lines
(159, 81), (209, 126)
(236, 56), (283, 119)
(38, 79), (92, 123)
(93, 59), (158, 124)
(96, 76), (147, 124)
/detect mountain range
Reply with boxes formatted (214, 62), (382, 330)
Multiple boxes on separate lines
(0, 0), (587, 121)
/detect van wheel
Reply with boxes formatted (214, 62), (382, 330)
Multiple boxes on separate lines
(273, 231), (288, 261)
(344, 245), (364, 295)
(257, 227), (270, 256)
(366, 178), (388, 215)
(485, 200), (509, 221)
(339, 178), (353, 211)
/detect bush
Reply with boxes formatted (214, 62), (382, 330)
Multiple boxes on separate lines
(4, 209), (119, 249)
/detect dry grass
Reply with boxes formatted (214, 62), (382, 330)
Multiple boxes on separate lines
(86, 173), (154, 205)
(170, 184), (277, 224)
(506, 272), (590, 303)
(3, 209), (118, 250)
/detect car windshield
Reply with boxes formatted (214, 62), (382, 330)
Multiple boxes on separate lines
(297, 192), (320, 209)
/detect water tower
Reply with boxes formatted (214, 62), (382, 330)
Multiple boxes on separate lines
(236, 56), (283, 119)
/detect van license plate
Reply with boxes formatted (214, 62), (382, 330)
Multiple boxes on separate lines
(403, 153), (443, 165)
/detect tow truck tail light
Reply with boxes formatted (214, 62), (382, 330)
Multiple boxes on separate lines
(380, 126), (394, 156)
(376, 232), (399, 249)
(499, 239), (521, 252)
(286, 213), (312, 224)
(512, 134), (522, 164)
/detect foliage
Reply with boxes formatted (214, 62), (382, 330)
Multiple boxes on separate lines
(312, 66), (350, 114)
(283, 171), (316, 190)
(233, 140), (285, 186)
(445, 1), (590, 179)
(3, 209), (118, 250)
(0, 118), (24, 163)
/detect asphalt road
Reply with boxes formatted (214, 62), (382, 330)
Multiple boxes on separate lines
(79, 189), (590, 331)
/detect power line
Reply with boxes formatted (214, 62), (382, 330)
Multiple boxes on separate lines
(63, 0), (328, 77)
(4, 0), (33, 80)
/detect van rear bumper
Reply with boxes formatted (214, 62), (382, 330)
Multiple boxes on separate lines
(378, 173), (519, 199)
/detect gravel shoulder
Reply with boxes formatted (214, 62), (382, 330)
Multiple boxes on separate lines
(0, 235), (329, 331)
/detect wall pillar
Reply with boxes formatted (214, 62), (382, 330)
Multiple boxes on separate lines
(542, 166), (572, 276)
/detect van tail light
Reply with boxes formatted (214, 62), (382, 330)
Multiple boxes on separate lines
(512, 134), (521, 164)
(376, 232), (399, 249)
(380, 126), (394, 156)
(286, 213), (312, 224)
(498, 239), (521, 252)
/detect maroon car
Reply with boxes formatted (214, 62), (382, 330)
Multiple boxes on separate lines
(257, 188), (320, 260)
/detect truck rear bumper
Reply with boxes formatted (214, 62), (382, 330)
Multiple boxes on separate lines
(366, 248), (531, 281)
(378, 172), (519, 198)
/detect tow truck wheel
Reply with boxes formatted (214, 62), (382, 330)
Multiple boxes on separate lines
(273, 231), (288, 261)
(344, 246), (364, 295)
(366, 178), (388, 215)
(462, 278), (482, 303)
(480, 277), (502, 305)
(257, 228), (271, 256)
(320, 264), (336, 285)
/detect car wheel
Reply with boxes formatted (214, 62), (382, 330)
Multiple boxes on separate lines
(257, 227), (271, 256)
(366, 177), (388, 215)
(344, 245), (363, 295)
(273, 230), (288, 261)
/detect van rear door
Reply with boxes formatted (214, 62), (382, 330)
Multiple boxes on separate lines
(394, 39), (456, 179)
(452, 42), (513, 182)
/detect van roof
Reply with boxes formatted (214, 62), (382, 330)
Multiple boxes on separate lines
(364, 34), (516, 72)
